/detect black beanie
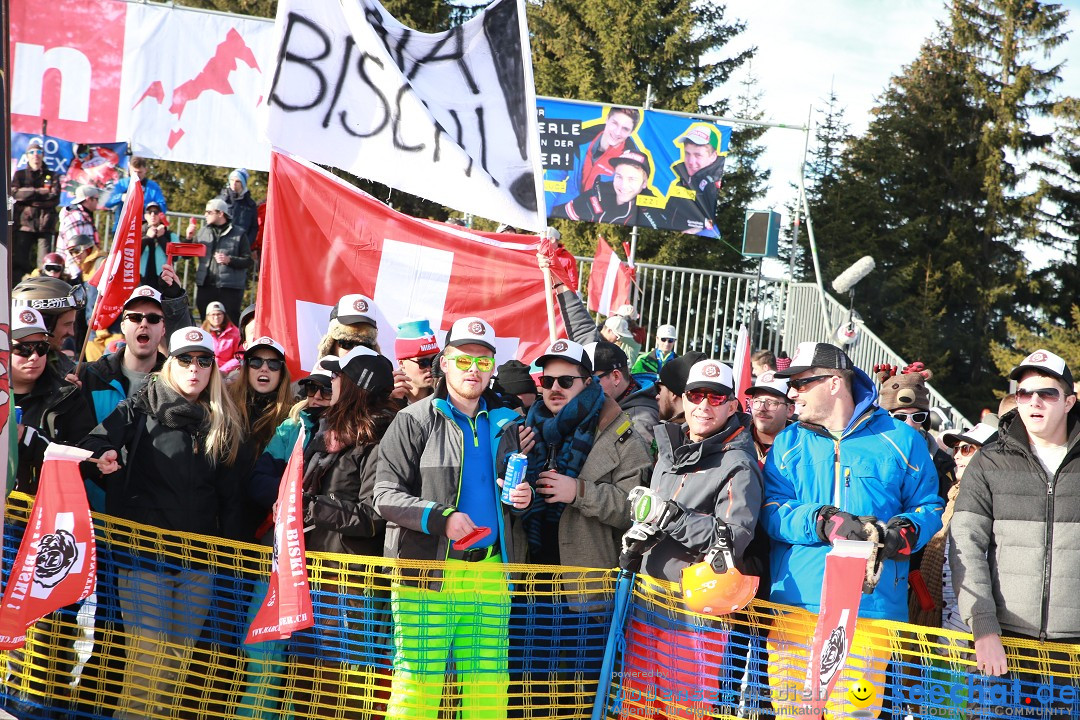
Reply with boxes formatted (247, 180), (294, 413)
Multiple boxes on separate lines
(494, 360), (536, 395)
(658, 351), (707, 395)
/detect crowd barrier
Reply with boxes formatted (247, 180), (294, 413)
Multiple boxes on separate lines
(1, 492), (1078, 720)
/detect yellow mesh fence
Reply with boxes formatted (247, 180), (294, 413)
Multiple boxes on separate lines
(2, 492), (1079, 720)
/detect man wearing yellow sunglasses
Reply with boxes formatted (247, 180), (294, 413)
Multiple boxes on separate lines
(375, 316), (533, 720)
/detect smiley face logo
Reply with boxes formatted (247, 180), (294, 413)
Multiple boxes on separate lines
(353, 298), (368, 312)
(551, 340), (568, 353)
(1027, 351), (1048, 363)
(186, 330), (202, 342)
(702, 363), (720, 378)
(847, 676), (877, 710)
(19, 310), (36, 325)
(468, 321), (485, 335)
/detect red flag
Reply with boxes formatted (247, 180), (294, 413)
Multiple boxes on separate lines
(802, 540), (874, 718)
(89, 177), (144, 329)
(246, 429), (313, 643)
(732, 325), (753, 409)
(0, 446), (97, 649)
(258, 152), (552, 378)
(537, 237), (579, 292)
(587, 237), (632, 317)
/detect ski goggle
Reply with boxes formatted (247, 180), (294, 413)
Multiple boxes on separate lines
(540, 375), (587, 390)
(175, 354), (214, 369)
(11, 341), (50, 358)
(246, 356), (285, 372)
(685, 391), (729, 407)
(451, 354), (495, 372)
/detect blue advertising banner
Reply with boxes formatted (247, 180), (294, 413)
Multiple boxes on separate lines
(11, 133), (129, 207)
(538, 99), (732, 237)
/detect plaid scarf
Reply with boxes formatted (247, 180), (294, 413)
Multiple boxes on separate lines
(521, 380), (605, 556)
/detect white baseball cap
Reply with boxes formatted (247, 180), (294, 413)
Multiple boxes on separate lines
(12, 307), (50, 341)
(684, 359), (734, 395)
(445, 316), (496, 354)
(657, 324), (677, 341)
(746, 370), (789, 400)
(942, 422), (998, 449)
(1009, 349), (1074, 389)
(123, 285), (164, 311)
(330, 294), (377, 327)
(169, 327), (215, 356)
(244, 335), (286, 360)
(534, 339), (592, 374)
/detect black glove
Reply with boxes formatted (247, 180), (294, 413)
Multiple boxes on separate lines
(881, 516), (918, 559)
(619, 523), (662, 572)
(815, 506), (877, 544)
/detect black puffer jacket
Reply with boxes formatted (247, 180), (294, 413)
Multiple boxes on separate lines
(193, 221), (252, 291)
(79, 376), (244, 540)
(14, 364), (97, 494)
(218, 187), (259, 250)
(301, 417), (388, 558)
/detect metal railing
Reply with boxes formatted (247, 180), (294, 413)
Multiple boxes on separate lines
(574, 257), (972, 430)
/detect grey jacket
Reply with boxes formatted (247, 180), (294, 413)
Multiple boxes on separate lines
(506, 396), (651, 569)
(949, 408), (1080, 641)
(374, 388), (521, 591)
(642, 413), (763, 583)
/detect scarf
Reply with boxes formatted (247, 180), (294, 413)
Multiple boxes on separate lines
(143, 375), (207, 431)
(521, 379), (606, 555)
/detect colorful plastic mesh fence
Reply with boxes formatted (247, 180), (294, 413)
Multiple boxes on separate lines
(2, 492), (1079, 720)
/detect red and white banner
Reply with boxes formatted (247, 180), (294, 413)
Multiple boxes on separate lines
(0, 446), (97, 649)
(90, 178), (144, 330)
(732, 325), (752, 407)
(258, 152), (552, 378)
(11, 0), (274, 171)
(246, 430), (313, 643)
(587, 237), (632, 317)
(803, 540), (873, 718)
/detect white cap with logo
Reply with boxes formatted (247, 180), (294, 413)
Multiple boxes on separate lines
(684, 359), (734, 395)
(169, 327), (215, 356)
(446, 316), (496, 354)
(535, 339), (592, 374)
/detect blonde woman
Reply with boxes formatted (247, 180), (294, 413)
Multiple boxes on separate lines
(82, 326), (245, 720)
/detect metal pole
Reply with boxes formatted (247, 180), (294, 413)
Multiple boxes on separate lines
(537, 95), (808, 133)
(796, 105), (832, 335)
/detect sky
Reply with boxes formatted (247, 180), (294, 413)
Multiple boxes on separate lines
(715, 0), (1080, 271)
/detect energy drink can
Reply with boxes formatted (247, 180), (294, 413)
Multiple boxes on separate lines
(502, 452), (528, 504)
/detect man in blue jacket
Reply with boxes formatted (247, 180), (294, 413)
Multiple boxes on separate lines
(762, 341), (943, 718)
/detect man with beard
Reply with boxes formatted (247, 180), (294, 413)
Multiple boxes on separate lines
(762, 342), (942, 719)
(394, 319), (440, 405)
(510, 339), (650, 701)
(589, 341), (660, 449)
(375, 317), (533, 720)
(747, 371), (795, 468)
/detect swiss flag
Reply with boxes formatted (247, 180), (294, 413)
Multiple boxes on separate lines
(246, 429), (313, 643)
(0, 446), (97, 649)
(258, 152), (552, 377)
(587, 237), (632, 317)
(89, 177), (143, 330)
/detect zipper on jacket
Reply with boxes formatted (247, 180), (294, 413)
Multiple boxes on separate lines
(833, 440), (841, 506)
(1040, 467), (1056, 640)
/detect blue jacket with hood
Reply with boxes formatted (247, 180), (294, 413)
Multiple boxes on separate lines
(762, 367), (944, 620)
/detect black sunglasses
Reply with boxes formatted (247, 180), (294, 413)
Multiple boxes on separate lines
(659, 337), (676, 343)
(404, 356), (435, 369)
(246, 356), (285, 372)
(540, 375), (587, 390)
(336, 339), (363, 351)
(789, 374), (836, 391)
(124, 312), (164, 325)
(43, 264), (63, 274)
(890, 410), (929, 424)
(175, 354), (214, 369)
(12, 341), (50, 358)
(301, 383), (333, 400)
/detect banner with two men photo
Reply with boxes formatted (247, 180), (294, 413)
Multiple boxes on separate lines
(538, 98), (733, 237)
